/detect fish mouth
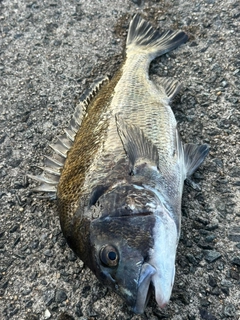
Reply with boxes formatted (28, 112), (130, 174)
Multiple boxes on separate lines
(132, 262), (156, 314)
(132, 260), (175, 314)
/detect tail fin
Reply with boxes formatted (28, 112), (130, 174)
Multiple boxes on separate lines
(126, 14), (188, 59)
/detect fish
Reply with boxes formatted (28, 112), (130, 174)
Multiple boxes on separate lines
(29, 14), (209, 314)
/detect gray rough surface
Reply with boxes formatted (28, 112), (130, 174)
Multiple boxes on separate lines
(0, 0), (240, 319)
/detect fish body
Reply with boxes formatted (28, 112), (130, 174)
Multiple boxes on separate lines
(29, 14), (209, 313)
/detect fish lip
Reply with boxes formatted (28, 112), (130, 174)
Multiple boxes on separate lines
(119, 212), (153, 218)
(132, 262), (156, 314)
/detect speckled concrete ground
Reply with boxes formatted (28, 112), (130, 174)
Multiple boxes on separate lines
(0, 0), (240, 319)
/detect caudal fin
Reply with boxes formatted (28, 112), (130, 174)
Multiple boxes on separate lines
(126, 14), (188, 59)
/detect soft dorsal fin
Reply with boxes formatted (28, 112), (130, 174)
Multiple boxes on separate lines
(184, 143), (209, 177)
(28, 76), (109, 196)
(116, 114), (159, 174)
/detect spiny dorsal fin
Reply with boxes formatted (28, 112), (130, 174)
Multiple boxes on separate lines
(28, 76), (109, 197)
(116, 114), (159, 174)
(80, 76), (109, 106)
(126, 14), (188, 59)
(184, 143), (209, 177)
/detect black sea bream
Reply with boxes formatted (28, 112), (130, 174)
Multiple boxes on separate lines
(29, 14), (209, 314)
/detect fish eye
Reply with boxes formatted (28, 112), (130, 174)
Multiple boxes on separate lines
(99, 245), (119, 267)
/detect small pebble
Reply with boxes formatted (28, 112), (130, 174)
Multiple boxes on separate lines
(199, 307), (217, 320)
(223, 303), (236, 317)
(44, 309), (51, 319)
(208, 275), (217, 287)
(204, 250), (222, 263)
(43, 289), (55, 306)
(131, 0), (142, 5)
(231, 256), (240, 266)
(55, 289), (67, 303)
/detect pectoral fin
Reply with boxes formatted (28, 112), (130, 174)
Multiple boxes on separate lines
(115, 114), (159, 173)
(184, 143), (209, 177)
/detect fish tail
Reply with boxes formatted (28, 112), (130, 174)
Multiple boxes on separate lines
(126, 14), (188, 59)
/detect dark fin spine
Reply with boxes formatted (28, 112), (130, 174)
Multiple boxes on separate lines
(28, 173), (59, 184)
(38, 165), (61, 176)
(184, 144), (209, 177)
(64, 128), (75, 142)
(127, 14), (188, 59)
(116, 114), (159, 170)
(27, 172), (58, 195)
(44, 155), (63, 168)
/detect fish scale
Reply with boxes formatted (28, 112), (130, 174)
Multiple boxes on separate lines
(108, 56), (177, 156)
(29, 14), (209, 314)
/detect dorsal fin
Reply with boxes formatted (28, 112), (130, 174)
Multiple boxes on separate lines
(80, 76), (109, 106)
(28, 76), (109, 197)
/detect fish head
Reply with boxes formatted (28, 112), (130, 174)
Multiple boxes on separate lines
(90, 214), (156, 313)
(86, 184), (178, 313)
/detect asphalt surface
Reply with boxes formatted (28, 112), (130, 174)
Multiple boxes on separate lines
(0, 0), (240, 319)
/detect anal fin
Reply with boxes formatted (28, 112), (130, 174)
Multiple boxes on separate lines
(152, 75), (182, 101)
(161, 78), (182, 100)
